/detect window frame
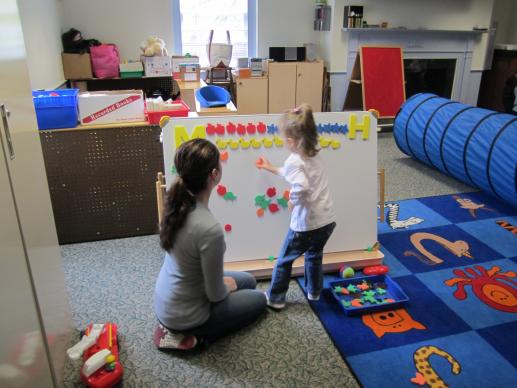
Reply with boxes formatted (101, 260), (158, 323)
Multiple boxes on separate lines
(171, 0), (256, 63)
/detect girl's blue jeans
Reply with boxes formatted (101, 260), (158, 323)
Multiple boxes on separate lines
(267, 222), (336, 303)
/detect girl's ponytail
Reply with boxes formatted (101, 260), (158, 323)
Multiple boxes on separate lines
(279, 103), (319, 157)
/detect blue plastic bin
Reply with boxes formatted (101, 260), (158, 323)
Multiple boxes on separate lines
(329, 274), (409, 316)
(32, 89), (79, 130)
(195, 85), (231, 107)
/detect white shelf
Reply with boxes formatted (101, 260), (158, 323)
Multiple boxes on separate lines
(342, 28), (486, 34)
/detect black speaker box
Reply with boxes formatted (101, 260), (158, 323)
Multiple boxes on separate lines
(269, 47), (306, 62)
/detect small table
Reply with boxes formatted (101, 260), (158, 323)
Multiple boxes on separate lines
(195, 97), (238, 116)
(205, 67), (235, 101)
(176, 79), (206, 111)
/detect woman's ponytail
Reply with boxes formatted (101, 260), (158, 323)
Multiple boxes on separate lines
(159, 139), (220, 251)
(159, 177), (196, 251)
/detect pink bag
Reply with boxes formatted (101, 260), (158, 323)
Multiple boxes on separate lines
(90, 44), (120, 78)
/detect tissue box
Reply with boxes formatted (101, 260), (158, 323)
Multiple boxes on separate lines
(141, 56), (171, 77)
(78, 90), (145, 125)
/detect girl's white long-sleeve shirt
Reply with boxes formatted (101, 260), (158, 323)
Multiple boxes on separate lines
(279, 152), (335, 232)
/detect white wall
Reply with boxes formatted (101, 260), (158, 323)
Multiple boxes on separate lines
(256, 0), (318, 57)
(62, 0), (174, 60)
(18, 0), (65, 89)
(492, 0), (517, 45)
(321, 0), (495, 72)
(62, 0), (318, 60)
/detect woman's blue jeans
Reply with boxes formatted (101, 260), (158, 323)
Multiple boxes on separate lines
(184, 271), (266, 341)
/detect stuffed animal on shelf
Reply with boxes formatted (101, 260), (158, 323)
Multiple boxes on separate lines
(140, 36), (169, 57)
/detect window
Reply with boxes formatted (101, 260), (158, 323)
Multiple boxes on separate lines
(174, 0), (255, 68)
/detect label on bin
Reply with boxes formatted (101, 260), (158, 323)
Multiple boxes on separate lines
(82, 95), (141, 124)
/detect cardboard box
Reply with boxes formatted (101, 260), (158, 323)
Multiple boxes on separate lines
(119, 61), (143, 72)
(119, 61), (144, 78)
(171, 55), (199, 79)
(78, 90), (145, 125)
(141, 56), (171, 77)
(179, 64), (200, 82)
(62, 53), (93, 80)
(237, 68), (251, 78)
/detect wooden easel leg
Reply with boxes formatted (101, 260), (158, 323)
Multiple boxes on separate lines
(378, 168), (385, 223)
(156, 172), (165, 226)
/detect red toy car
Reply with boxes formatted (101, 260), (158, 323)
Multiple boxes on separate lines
(80, 323), (123, 388)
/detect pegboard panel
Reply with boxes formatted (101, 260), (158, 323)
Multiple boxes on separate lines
(40, 125), (164, 244)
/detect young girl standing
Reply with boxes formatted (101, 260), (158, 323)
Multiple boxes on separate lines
(154, 139), (266, 350)
(258, 104), (336, 309)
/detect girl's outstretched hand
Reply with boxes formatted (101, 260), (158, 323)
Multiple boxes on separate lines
(255, 157), (271, 169)
(256, 157), (279, 175)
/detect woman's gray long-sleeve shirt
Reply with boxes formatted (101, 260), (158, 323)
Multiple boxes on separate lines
(154, 203), (229, 330)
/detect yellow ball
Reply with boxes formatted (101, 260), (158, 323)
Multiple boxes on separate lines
(105, 354), (116, 364)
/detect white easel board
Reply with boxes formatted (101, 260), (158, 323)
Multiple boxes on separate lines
(162, 112), (377, 262)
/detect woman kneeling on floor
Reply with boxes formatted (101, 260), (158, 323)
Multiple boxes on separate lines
(154, 138), (267, 350)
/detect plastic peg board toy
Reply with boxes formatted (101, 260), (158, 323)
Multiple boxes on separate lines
(67, 322), (123, 388)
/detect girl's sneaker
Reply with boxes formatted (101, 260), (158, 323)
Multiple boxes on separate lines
(307, 292), (320, 301)
(154, 323), (197, 350)
(264, 292), (286, 310)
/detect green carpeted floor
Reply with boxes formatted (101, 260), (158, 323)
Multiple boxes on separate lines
(61, 133), (476, 387)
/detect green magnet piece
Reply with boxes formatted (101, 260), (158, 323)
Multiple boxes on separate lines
(334, 286), (343, 293)
(277, 197), (288, 208)
(255, 194), (266, 207)
(376, 288), (387, 295)
(340, 300), (351, 308)
(363, 290), (376, 298)
(171, 166), (177, 174)
(347, 284), (358, 293)
(268, 255), (275, 262)
(259, 199), (271, 209)
(224, 192), (237, 200)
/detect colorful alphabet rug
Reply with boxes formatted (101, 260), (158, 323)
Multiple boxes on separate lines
(298, 191), (517, 387)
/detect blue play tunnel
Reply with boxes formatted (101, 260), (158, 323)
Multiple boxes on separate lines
(394, 93), (517, 208)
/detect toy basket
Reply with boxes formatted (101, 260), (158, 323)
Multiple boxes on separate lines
(145, 99), (189, 124)
(32, 89), (79, 130)
(330, 274), (409, 316)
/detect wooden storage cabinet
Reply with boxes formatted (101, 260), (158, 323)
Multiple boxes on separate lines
(296, 61), (324, 112)
(268, 63), (297, 113)
(268, 61), (324, 113)
(236, 76), (268, 114)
